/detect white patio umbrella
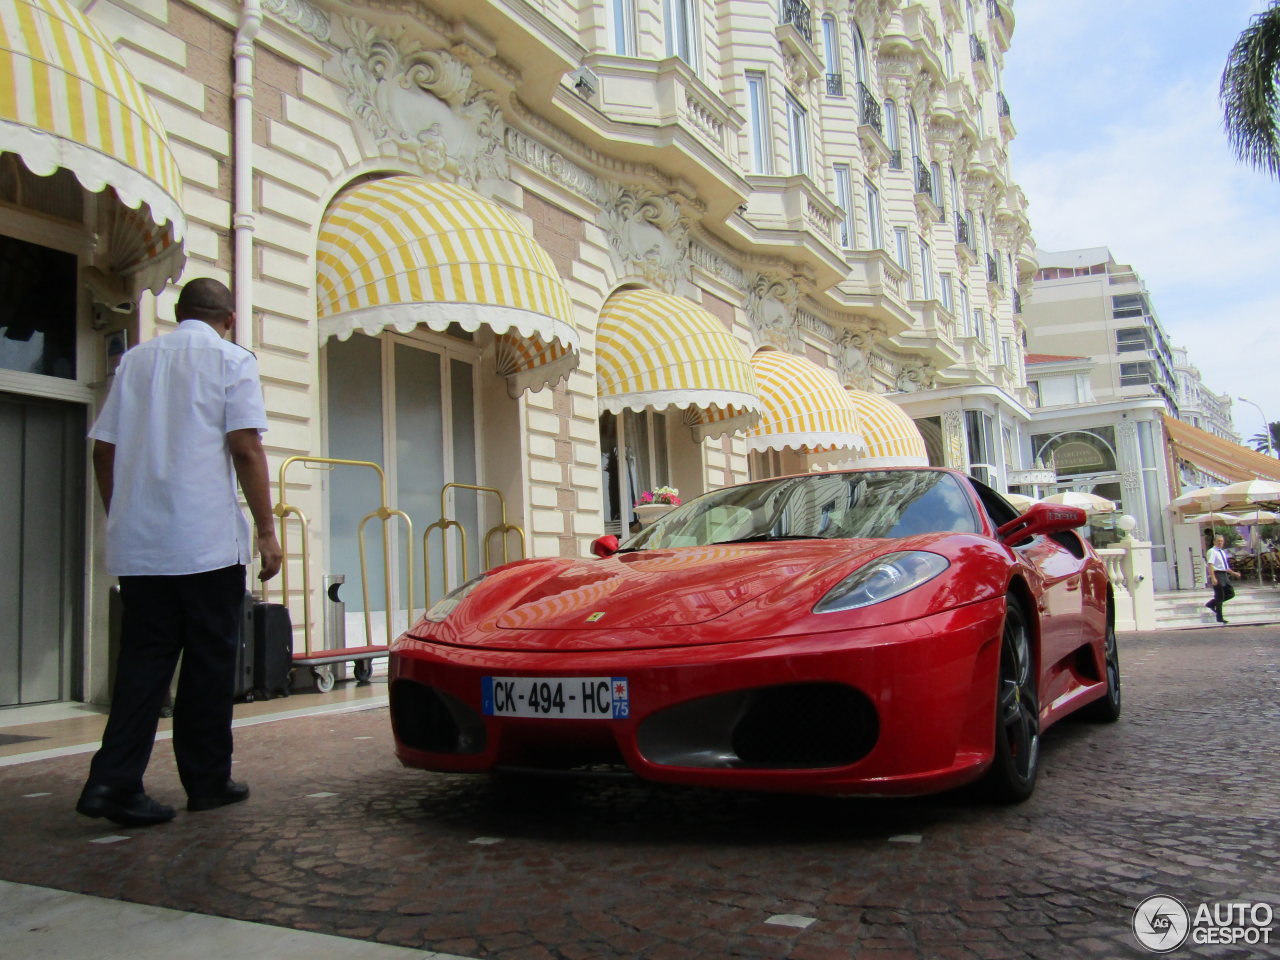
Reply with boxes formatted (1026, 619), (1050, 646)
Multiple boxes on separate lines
(1004, 493), (1040, 513)
(1041, 491), (1117, 515)
(1169, 485), (1226, 513)
(1234, 509), (1280, 583)
(1216, 479), (1280, 507)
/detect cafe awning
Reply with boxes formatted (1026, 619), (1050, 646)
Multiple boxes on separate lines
(746, 350), (863, 453)
(316, 176), (580, 395)
(847, 390), (928, 466)
(1, 0), (186, 292)
(596, 288), (762, 440)
(1163, 414), (1280, 485)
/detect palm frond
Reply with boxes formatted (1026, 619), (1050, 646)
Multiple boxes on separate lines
(1221, 1), (1280, 179)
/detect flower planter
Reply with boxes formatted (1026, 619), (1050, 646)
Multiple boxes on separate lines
(634, 503), (676, 527)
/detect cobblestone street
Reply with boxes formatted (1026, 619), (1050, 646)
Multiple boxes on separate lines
(2, 624), (1277, 959)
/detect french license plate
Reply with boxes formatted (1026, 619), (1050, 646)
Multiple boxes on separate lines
(481, 676), (629, 719)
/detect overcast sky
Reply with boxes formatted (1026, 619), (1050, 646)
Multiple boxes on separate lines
(1002, 0), (1280, 448)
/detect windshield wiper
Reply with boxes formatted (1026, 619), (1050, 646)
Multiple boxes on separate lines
(712, 533), (818, 544)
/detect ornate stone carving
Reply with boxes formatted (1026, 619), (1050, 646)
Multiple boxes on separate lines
(505, 128), (603, 203)
(340, 23), (507, 186)
(834, 329), (875, 390)
(747, 274), (802, 352)
(688, 239), (746, 290)
(264, 0), (331, 44)
(942, 408), (966, 468)
(599, 184), (690, 290)
(895, 361), (936, 392)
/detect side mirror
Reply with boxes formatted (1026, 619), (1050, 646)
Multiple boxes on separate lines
(996, 502), (1087, 546)
(590, 534), (619, 558)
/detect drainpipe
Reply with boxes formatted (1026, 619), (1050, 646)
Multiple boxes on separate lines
(232, 0), (262, 347)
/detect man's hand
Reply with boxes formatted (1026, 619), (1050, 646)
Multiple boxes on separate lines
(257, 530), (282, 581)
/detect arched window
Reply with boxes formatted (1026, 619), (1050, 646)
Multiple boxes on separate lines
(949, 167), (960, 218)
(929, 160), (943, 209)
(907, 106), (921, 159)
(851, 21), (870, 87)
(883, 98), (901, 168)
(822, 16), (842, 95)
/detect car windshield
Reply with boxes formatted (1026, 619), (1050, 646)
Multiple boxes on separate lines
(625, 470), (981, 550)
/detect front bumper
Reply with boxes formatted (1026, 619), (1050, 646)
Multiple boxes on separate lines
(389, 596), (1006, 796)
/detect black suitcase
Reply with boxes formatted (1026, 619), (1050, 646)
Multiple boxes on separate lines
(252, 601), (293, 699)
(233, 593), (256, 702)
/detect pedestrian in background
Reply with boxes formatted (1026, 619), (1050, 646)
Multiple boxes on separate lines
(76, 278), (282, 827)
(1205, 533), (1238, 624)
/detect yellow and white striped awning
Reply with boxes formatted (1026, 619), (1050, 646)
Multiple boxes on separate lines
(847, 390), (928, 466)
(596, 288), (761, 440)
(746, 350), (864, 453)
(317, 176), (580, 395)
(0, 0), (185, 293)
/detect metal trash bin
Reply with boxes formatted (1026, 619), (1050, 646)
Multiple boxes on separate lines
(323, 574), (347, 681)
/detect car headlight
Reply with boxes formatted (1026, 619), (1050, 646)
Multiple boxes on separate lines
(423, 575), (486, 622)
(813, 551), (950, 614)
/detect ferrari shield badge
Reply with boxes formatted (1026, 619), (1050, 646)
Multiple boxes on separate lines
(586, 612), (606, 622)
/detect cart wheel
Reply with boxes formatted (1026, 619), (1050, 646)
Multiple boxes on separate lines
(354, 660), (373, 684)
(313, 666), (335, 693)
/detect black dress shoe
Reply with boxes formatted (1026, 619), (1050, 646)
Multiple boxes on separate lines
(1218, 618), (1228, 624)
(76, 784), (176, 826)
(187, 780), (250, 811)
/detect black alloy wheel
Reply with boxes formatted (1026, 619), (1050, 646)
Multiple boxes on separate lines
(982, 595), (1040, 803)
(1080, 612), (1122, 722)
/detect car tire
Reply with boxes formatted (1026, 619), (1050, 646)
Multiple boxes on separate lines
(981, 595), (1040, 803)
(1078, 613), (1122, 723)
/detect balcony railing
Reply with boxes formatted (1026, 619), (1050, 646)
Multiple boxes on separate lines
(888, 148), (903, 170)
(914, 155), (932, 196)
(1012, 289), (1022, 314)
(857, 81), (882, 135)
(970, 34), (987, 64)
(955, 212), (969, 244)
(781, 0), (813, 44)
(988, 0), (1004, 20)
(997, 91), (1011, 118)
(826, 73), (844, 97)
(986, 253), (999, 283)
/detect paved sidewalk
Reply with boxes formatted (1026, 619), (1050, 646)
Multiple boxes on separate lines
(1, 626), (1277, 959)
(0, 880), (475, 960)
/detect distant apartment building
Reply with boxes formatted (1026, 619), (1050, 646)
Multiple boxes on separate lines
(1023, 248), (1178, 414)
(1172, 347), (1236, 441)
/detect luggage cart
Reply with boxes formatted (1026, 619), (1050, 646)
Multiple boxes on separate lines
(274, 456), (414, 692)
(422, 482), (526, 606)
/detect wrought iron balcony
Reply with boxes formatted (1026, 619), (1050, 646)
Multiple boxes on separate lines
(955, 213), (969, 244)
(986, 253), (999, 283)
(826, 73), (844, 97)
(970, 34), (987, 64)
(997, 91), (1011, 118)
(888, 148), (903, 171)
(781, 0), (813, 44)
(1013, 289), (1022, 314)
(857, 81), (882, 134)
(914, 156), (932, 196)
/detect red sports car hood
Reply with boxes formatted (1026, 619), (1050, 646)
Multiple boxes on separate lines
(489, 540), (882, 631)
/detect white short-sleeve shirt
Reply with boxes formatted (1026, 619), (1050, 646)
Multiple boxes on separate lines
(1206, 547), (1232, 572)
(90, 319), (269, 576)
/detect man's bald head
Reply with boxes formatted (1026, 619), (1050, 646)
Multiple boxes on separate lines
(176, 278), (234, 328)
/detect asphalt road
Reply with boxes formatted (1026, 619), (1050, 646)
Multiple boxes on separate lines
(1, 624), (1277, 959)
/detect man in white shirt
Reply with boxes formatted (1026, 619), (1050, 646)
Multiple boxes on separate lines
(76, 279), (282, 827)
(1205, 533), (1238, 624)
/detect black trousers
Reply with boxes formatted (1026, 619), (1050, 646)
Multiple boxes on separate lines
(88, 565), (245, 797)
(1211, 581), (1231, 617)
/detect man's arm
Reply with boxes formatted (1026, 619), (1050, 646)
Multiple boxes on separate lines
(227, 428), (282, 581)
(92, 440), (116, 513)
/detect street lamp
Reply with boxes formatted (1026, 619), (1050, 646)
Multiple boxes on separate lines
(1238, 396), (1275, 456)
